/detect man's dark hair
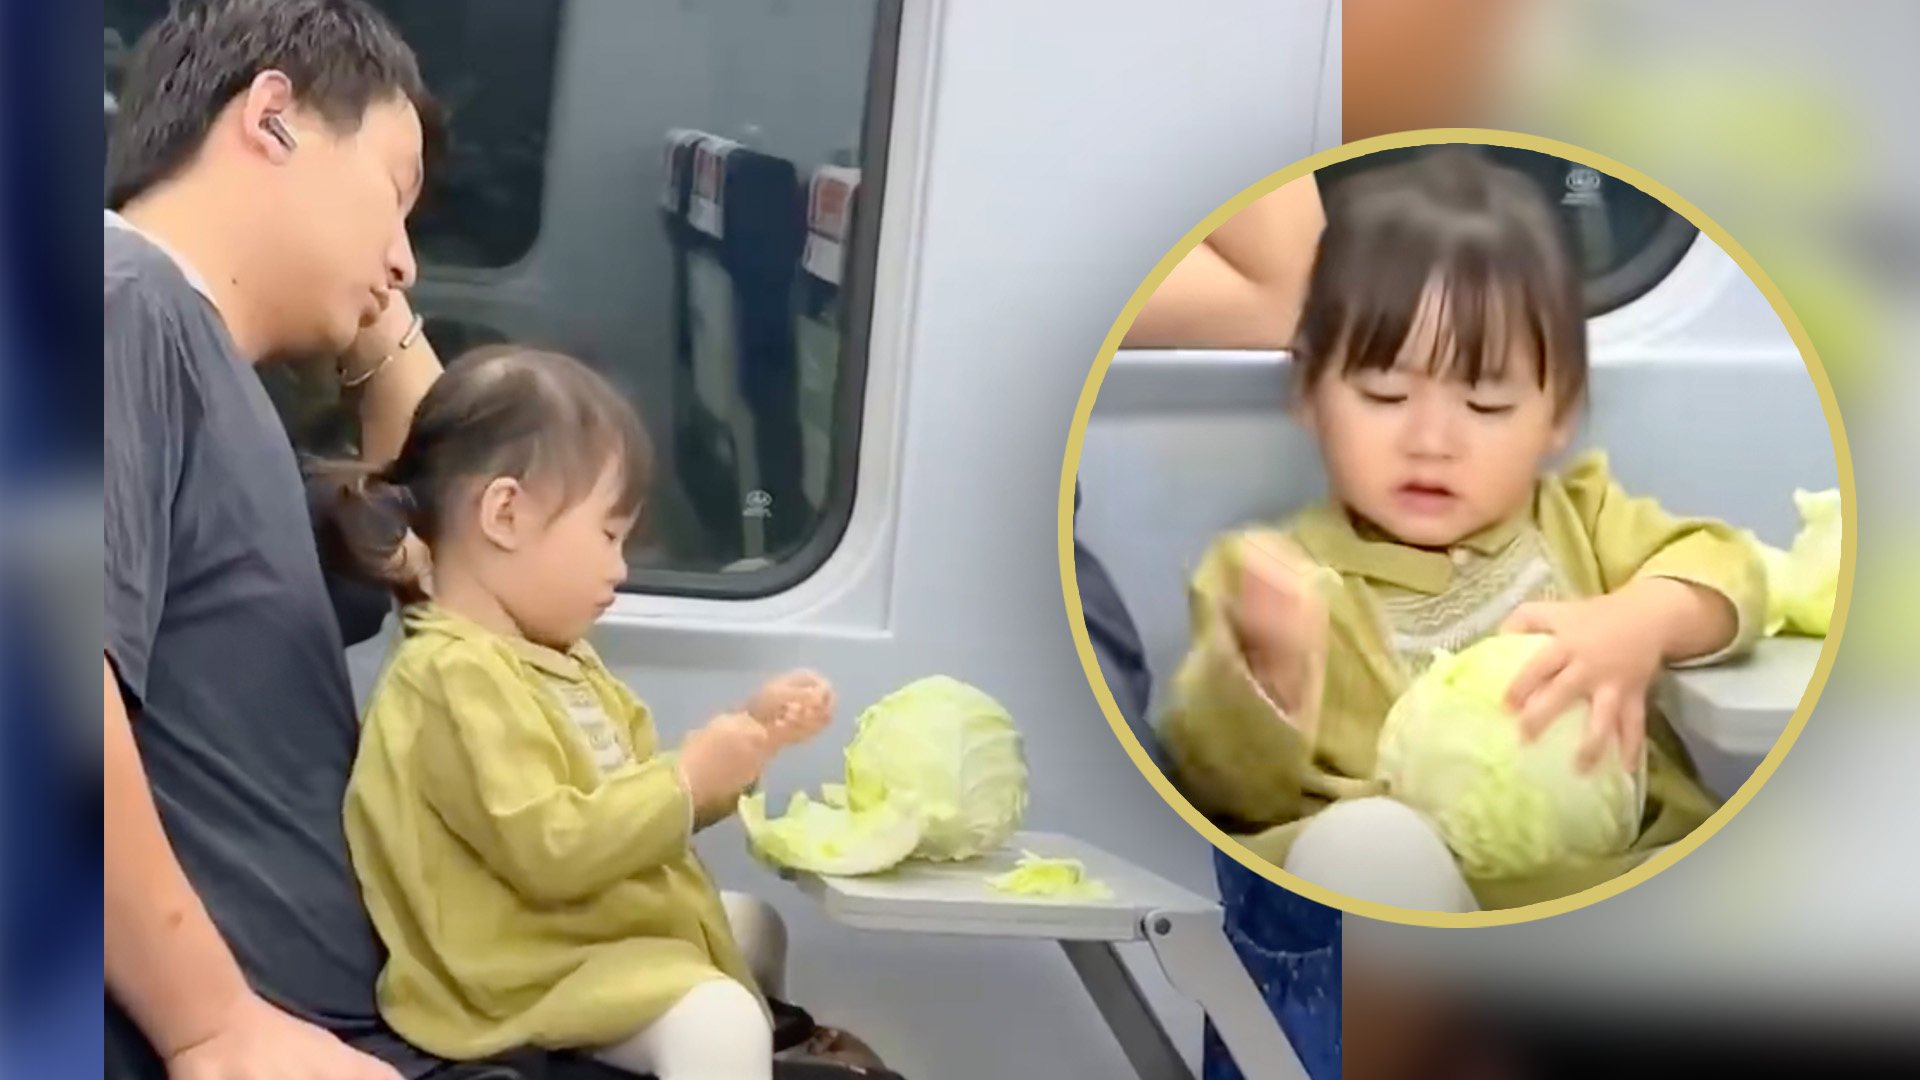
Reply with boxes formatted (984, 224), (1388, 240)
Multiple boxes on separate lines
(107, 0), (439, 210)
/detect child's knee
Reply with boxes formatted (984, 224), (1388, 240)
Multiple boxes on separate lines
(703, 976), (773, 1035)
(675, 977), (772, 1074)
(1284, 797), (1477, 912)
(599, 977), (772, 1080)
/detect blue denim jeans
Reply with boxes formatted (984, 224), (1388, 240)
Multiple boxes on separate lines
(1202, 851), (1341, 1080)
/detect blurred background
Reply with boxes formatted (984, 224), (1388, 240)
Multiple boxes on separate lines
(1340, 1), (1920, 1076)
(3, 0), (113, 1076)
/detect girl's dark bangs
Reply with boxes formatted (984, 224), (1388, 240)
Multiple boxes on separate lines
(1326, 223), (1437, 378)
(1332, 240), (1551, 392)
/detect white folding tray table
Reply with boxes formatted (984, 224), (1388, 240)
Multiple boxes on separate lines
(1659, 636), (1825, 757)
(783, 831), (1310, 1080)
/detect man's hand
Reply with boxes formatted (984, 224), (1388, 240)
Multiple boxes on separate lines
(346, 290), (443, 467)
(746, 670), (834, 748)
(342, 290), (419, 383)
(165, 993), (401, 1080)
(382, 528), (434, 602)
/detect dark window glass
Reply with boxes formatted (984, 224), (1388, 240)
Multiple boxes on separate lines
(1316, 144), (1699, 315)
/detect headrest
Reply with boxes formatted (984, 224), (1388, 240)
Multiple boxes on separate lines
(687, 135), (746, 239)
(802, 165), (862, 286)
(660, 128), (709, 217)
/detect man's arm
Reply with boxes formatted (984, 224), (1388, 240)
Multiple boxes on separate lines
(105, 659), (401, 1080)
(320, 293), (444, 644)
(1123, 173), (1326, 350)
(102, 657), (250, 1055)
(343, 291), (443, 468)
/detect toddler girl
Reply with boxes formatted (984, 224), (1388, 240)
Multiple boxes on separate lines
(322, 347), (830, 1078)
(1162, 149), (1765, 912)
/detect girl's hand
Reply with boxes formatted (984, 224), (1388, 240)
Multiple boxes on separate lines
(1500, 593), (1664, 772)
(747, 670), (834, 748)
(678, 712), (771, 810)
(1230, 535), (1330, 723)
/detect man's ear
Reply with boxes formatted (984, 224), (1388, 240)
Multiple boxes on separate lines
(476, 477), (526, 552)
(238, 70), (300, 164)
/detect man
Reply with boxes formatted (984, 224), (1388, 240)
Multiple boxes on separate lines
(103, 2), (448, 1077)
(104, 7), (910, 1079)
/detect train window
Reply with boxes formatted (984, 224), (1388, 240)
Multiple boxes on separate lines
(104, 0), (900, 597)
(1315, 145), (1699, 316)
(376, 1), (560, 270)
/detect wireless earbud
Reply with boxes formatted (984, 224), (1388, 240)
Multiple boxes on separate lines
(261, 114), (298, 152)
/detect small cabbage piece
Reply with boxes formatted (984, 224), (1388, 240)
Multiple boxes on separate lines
(1375, 634), (1643, 880)
(1748, 489), (1841, 637)
(986, 851), (1112, 901)
(738, 790), (922, 877)
(843, 676), (1028, 861)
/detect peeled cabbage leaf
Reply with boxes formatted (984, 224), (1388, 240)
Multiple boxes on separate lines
(738, 790), (922, 877)
(1780, 489), (1840, 636)
(986, 851), (1112, 901)
(1743, 488), (1840, 637)
(1374, 634), (1643, 881)
(843, 676), (1028, 861)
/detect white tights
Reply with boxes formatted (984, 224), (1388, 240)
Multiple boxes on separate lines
(589, 892), (785, 1079)
(591, 976), (772, 1080)
(1282, 797), (1480, 913)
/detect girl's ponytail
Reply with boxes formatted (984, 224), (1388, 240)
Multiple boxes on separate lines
(307, 457), (422, 597)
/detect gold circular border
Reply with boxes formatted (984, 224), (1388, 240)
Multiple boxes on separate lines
(1057, 127), (1857, 929)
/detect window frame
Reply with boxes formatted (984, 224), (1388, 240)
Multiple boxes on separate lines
(1581, 204), (1697, 316)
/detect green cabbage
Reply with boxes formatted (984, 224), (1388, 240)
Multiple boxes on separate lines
(986, 851), (1112, 901)
(1746, 489), (1841, 637)
(1374, 634), (1642, 880)
(843, 676), (1028, 861)
(738, 789), (921, 877)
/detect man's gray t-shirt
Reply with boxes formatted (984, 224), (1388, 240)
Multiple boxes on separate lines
(103, 221), (432, 1073)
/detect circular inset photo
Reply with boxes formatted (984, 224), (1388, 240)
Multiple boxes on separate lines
(1060, 130), (1854, 927)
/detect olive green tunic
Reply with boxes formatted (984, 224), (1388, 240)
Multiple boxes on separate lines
(345, 604), (758, 1059)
